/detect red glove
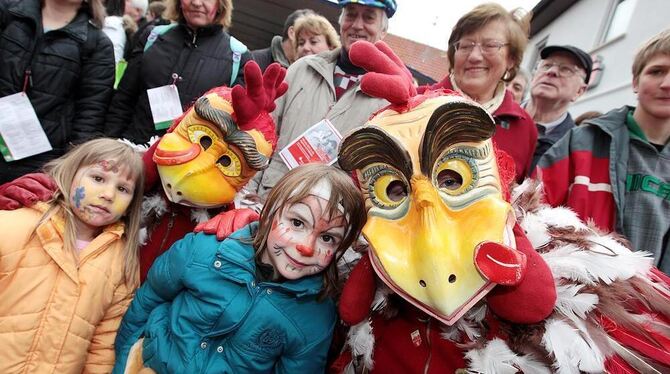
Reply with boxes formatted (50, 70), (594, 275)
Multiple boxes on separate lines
(193, 208), (260, 240)
(231, 61), (288, 148)
(339, 254), (377, 326)
(349, 40), (417, 105)
(487, 224), (557, 324)
(0, 173), (57, 210)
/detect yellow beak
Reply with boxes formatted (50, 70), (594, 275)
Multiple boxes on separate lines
(364, 176), (511, 324)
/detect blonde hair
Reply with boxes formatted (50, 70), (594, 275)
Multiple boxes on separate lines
(165, 0), (233, 29)
(632, 28), (670, 80)
(448, 3), (531, 82)
(42, 139), (145, 288)
(293, 14), (341, 53)
(252, 164), (366, 299)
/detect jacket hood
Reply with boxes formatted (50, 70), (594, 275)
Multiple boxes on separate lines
(583, 106), (631, 139)
(270, 35), (290, 68)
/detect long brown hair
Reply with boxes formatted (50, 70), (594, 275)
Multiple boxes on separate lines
(42, 138), (145, 288)
(252, 164), (366, 299)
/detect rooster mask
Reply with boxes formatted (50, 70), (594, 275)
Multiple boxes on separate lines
(148, 61), (288, 208)
(337, 41), (553, 326)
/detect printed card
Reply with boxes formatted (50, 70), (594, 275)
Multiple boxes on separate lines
(279, 119), (342, 170)
(0, 93), (52, 162)
(147, 85), (183, 130)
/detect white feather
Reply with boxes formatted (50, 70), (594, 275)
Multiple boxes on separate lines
(554, 284), (598, 323)
(583, 233), (653, 279)
(371, 282), (394, 312)
(466, 338), (551, 374)
(519, 212), (551, 248)
(440, 304), (487, 342)
(337, 248), (362, 279)
(116, 138), (150, 152)
(141, 193), (168, 220)
(535, 205), (589, 231)
(542, 319), (605, 374)
(440, 324), (461, 341)
(348, 319), (375, 370)
(190, 208), (210, 224)
(138, 227), (148, 246)
(543, 243), (652, 285)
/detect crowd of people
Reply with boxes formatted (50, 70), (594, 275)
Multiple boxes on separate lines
(0, 0), (668, 372)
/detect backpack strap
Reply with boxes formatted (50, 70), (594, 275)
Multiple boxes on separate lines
(144, 23), (177, 52)
(229, 36), (247, 85)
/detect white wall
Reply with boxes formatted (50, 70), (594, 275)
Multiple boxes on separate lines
(523, 0), (670, 117)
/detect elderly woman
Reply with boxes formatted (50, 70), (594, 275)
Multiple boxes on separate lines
(293, 13), (341, 60)
(105, 0), (252, 145)
(422, 3), (536, 182)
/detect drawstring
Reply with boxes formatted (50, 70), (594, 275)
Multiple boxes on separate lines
(23, 69), (32, 93)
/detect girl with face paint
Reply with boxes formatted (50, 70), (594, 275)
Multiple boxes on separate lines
(0, 139), (145, 373)
(113, 164), (366, 374)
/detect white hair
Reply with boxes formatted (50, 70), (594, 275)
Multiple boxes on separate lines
(130, 0), (149, 15)
(338, 6), (389, 34)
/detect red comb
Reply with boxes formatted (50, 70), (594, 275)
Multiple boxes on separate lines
(349, 41), (417, 106)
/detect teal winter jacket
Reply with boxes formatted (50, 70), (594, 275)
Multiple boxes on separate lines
(113, 223), (336, 373)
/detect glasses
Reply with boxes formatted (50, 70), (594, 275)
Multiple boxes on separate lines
(453, 40), (509, 56)
(536, 61), (585, 78)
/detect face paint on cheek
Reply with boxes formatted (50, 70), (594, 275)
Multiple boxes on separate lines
(73, 186), (85, 209)
(109, 200), (127, 221)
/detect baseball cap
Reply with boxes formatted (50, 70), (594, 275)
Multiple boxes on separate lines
(540, 45), (593, 83)
(338, 0), (397, 18)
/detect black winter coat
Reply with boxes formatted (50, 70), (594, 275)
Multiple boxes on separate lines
(0, 0), (115, 183)
(105, 23), (252, 145)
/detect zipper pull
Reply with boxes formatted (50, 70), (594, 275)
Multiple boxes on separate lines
(22, 69), (33, 93)
(171, 73), (182, 85)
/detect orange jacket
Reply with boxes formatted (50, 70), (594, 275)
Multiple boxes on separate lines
(0, 203), (137, 374)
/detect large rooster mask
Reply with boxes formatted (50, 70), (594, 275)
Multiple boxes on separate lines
(338, 41), (547, 326)
(340, 92), (524, 324)
(149, 62), (288, 208)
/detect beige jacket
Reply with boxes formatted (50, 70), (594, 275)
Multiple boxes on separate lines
(252, 48), (388, 197)
(0, 204), (136, 374)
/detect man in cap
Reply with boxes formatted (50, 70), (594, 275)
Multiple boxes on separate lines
(249, 0), (398, 198)
(525, 45), (593, 173)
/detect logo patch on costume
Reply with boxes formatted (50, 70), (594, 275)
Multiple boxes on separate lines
(410, 330), (422, 347)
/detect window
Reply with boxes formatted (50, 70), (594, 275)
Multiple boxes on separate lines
(528, 36), (548, 72)
(601, 0), (636, 43)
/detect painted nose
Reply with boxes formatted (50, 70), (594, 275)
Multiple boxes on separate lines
(296, 244), (315, 257)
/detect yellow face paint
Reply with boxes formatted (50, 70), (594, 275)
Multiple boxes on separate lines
(69, 160), (136, 238)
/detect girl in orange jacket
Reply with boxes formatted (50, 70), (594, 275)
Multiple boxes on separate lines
(0, 138), (145, 374)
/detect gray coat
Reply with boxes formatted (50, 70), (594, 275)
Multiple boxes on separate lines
(252, 48), (388, 197)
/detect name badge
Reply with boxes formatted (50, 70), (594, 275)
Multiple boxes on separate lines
(0, 93), (52, 162)
(279, 119), (342, 170)
(147, 84), (183, 130)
